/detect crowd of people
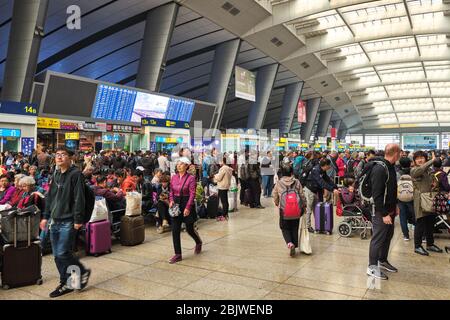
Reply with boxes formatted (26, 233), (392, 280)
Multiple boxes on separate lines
(0, 142), (449, 297)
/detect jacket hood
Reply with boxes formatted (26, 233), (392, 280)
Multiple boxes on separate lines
(279, 176), (297, 186)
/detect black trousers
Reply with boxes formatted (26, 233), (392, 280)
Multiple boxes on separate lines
(218, 189), (229, 217)
(414, 215), (435, 248)
(279, 215), (300, 248)
(172, 215), (202, 255)
(156, 201), (170, 225)
(239, 179), (248, 204)
(369, 214), (395, 266)
(248, 178), (262, 207)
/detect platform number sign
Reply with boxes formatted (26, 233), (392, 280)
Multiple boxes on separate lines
(21, 138), (35, 156)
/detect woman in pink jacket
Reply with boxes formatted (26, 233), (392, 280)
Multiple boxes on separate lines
(0, 174), (16, 205)
(336, 153), (346, 180)
(169, 157), (202, 264)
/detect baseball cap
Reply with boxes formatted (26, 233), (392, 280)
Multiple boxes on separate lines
(177, 157), (191, 165)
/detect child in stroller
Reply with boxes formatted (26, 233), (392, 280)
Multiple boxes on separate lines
(336, 177), (373, 239)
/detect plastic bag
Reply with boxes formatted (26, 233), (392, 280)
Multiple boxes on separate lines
(90, 197), (108, 223)
(299, 216), (312, 255)
(126, 192), (142, 216)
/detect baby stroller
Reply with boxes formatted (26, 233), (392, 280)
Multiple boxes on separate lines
(336, 188), (373, 239)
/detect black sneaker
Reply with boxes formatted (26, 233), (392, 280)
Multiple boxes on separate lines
(415, 246), (429, 256)
(308, 227), (315, 233)
(426, 245), (443, 253)
(49, 284), (74, 298)
(366, 266), (388, 280)
(379, 261), (398, 273)
(79, 269), (91, 291)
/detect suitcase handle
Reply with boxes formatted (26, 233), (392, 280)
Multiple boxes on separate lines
(13, 215), (32, 248)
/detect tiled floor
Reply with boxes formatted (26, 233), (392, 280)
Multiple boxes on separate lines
(2, 198), (449, 300)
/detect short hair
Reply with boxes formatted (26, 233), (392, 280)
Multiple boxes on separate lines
(115, 169), (126, 178)
(160, 174), (170, 183)
(29, 165), (37, 171)
(132, 169), (143, 177)
(320, 158), (331, 167)
(433, 158), (442, 168)
(56, 146), (74, 157)
(399, 157), (412, 169)
(0, 174), (9, 182)
(368, 150), (376, 156)
(413, 150), (428, 162)
(154, 168), (163, 175)
(280, 164), (293, 177)
(96, 176), (107, 185)
(20, 176), (35, 186)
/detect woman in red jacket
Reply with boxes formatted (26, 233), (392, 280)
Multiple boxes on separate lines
(169, 157), (202, 264)
(336, 152), (346, 181)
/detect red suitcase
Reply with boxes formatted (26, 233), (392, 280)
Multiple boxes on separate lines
(85, 220), (112, 257)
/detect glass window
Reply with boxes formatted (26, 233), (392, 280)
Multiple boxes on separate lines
(365, 134), (400, 150)
(345, 134), (363, 144)
(2, 137), (19, 152)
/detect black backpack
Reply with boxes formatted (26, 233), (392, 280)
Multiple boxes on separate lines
(356, 160), (389, 204)
(299, 160), (314, 186)
(83, 181), (95, 224)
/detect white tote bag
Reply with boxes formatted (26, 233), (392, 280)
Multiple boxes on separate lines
(299, 215), (312, 255)
(126, 192), (142, 216)
(90, 197), (109, 223)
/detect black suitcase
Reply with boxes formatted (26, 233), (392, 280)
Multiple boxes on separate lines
(0, 213), (43, 289)
(120, 215), (145, 246)
(207, 195), (219, 219)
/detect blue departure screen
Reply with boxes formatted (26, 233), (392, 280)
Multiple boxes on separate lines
(91, 84), (195, 123)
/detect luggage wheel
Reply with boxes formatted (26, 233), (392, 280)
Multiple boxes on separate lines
(108, 249), (112, 254)
(360, 232), (367, 240)
(326, 232), (332, 235)
(37, 278), (43, 285)
(94, 254), (99, 257)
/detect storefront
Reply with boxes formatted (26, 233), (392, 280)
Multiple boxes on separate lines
(0, 101), (38, 154)
(103, 124), (143, 152)
(141, 118), (190, 153)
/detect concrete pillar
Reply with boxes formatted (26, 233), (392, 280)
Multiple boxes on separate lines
(332, 119), (342, 134)
(316, 109), (333, 138)
(1, 0), (41, 102)
(300, 98), (321, 143)
(136, 3), (179, 92)
(247, 64), (279, 129)
(337, 127), (348, 141)
(207, 39), (241, 129)
(279, 82), (303, 134)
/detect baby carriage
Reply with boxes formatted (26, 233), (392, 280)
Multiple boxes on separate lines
(336, 187), (373, 239)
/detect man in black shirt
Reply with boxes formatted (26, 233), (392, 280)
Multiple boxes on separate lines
(367, 143), (401, 281)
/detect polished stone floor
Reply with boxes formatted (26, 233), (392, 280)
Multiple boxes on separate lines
(1, 198), (449, 300)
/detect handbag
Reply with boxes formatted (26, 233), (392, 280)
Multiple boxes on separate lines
(90, 196), (109, 222)
(169, 175), (189, 218)
(420, 192), (438, 213)
(299, 216), (312, 255)
(125, 192), (142, 216)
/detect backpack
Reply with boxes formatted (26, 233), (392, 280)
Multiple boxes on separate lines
(208, 163), (219, 177)
(346, 159), (356, 177)
(299, 160), (314, 186)
(357, 160), (389, 204)
(397, 175), (414, 202)
(340, 187), (355, 205)
(279, 182), (302, 220)
(83, 183), (95, 224)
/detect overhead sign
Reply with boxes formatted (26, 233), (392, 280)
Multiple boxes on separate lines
(0, 101), (38, 117)
(141, 118), (190, 129)
(235, 66), (256, 102)
(298, 99), (306, 123)
(37, 117), (60, 129)
(79, 122), (107, 132)
(65, 132), (80, 140)
(60, 121), (80, 131)
(21, 138), (34, 155)
(0, 128), (21, 137)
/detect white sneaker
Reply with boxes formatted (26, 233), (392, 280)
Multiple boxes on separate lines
(366, 266), (388, 280)
(403, 237), (410, 241)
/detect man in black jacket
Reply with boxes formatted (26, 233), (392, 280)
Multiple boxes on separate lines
(304, 158), (339, 232)
(40, 147), (91, 298)
(367, 143), (401, 281)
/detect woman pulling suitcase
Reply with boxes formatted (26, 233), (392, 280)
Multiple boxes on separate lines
(169, 157), (202, 264)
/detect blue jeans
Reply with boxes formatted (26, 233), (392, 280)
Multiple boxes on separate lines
(50, 220), (86, 284)
(262, 175), (274, 197)
(398, 201), (415, 238)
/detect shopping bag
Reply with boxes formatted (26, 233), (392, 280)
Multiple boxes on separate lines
(90, 197), (108, 223)
(126, 192), (142, 216)
(299, 216), (312, 255)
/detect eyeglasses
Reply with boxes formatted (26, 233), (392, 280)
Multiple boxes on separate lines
(55, 153), (69, 158)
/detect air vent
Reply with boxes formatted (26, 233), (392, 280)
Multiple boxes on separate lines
(301, 62), (310, 69)
(335, 97), (341, 101)
(323, 84), (329, 87)
(229, 7), (240, 16)
(270, 37), (283, 47)
(221, 2), (240, 16)
(222, 2), (233, 10)
(320, 81), (326, 85)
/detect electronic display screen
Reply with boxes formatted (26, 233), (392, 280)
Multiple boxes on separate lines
(91, 84), (195, 123)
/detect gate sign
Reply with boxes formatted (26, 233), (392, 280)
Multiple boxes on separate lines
(0, 101), (38, 117)
(298, 99), (306, 123)
(21, 138), (35, 155)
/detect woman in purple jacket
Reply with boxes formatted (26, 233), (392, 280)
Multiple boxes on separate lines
(0, 174), (16, 205)
(169, 157), (202, 264)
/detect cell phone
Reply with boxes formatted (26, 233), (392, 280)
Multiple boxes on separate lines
(334, 176), (339, 185)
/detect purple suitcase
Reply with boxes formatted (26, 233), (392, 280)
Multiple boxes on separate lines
(314, 202), (333, 235)
(85, 220), (112, 257)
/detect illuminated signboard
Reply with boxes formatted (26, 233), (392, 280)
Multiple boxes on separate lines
(0, 101), (37, 117)
(0, 128), (21, 137)
(141, 118), (190, 129)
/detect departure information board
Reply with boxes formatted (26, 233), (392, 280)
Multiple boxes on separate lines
(91, 84), (195, 123)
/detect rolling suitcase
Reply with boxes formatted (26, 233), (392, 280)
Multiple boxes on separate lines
(120, 215), (145, 246)
(0, 212), (42, 289)
(314, 202), (333, 235)
(207, 195), (219, 219)
(85, 220), (112, 257)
